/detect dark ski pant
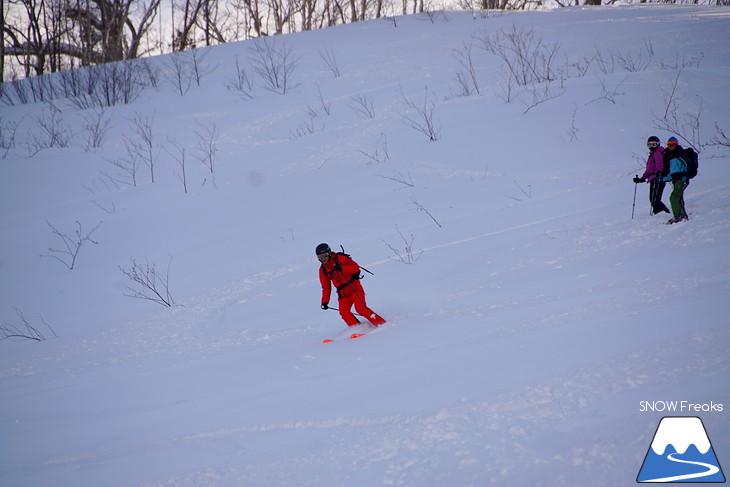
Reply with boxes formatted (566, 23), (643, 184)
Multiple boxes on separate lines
(649, 179), (670, 214)
(669, 180), (688, 218)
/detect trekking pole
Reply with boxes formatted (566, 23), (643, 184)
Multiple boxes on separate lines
(631, 176), (638, 219)
(648, 179), (655, 216)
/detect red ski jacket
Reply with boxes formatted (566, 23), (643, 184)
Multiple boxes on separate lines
(319, 253), (362, 303)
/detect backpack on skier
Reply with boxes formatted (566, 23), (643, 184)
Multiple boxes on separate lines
(684, 147), (699, 179)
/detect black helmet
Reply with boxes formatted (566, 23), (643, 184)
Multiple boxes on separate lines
(647, 136), (660, 149)
(315, 243), (331, 255)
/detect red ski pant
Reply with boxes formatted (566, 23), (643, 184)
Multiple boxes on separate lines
(338, 282), (386, 327)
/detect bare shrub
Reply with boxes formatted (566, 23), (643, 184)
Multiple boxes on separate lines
(292, 111), (323, 137)
(399, 86), (441, 142)
(165, 138), (189, 193)
(128, 112), (159, 183)
(251, 37), (299, 94)
(359, 134), (390, 165)
(349, 93), (376, 119)
(41, 220), (102, 270)
(120, 256), (175, 307)
(453, 35), (480, 96)
(63, 60), (156, 108)
(316, 85), (332, 116)
(81, 108), (114, 151)
(378, 171), (414, 189)
(195, 121), (219, 174)
(709, 123), (730, 150)
(521, 82), (564, 114)
(479, 25), (561, 87)
(411, 193), (442, 227)
(586, 76), (627, 106)
(0, 117), (20, 158)
(226, 55), (255, 98)
(188, 48), (217, 87)
(164, 52), (193, 96)
(318, 46), (342, 77)
(1, 307), (56, 342)
(385, 225), (423, 264)
(25, 103), (72, 155)
(653, 69), (703, 150)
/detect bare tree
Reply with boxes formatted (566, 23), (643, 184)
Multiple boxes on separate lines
(172, 0), (206, 51)
(64, 0), (161, 63)
(3, 0), (160, 81)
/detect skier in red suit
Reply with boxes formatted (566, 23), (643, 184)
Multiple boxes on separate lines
(316, 243), (386, 327)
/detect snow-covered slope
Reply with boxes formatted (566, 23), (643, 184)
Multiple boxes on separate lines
(1, 5), (729, 486)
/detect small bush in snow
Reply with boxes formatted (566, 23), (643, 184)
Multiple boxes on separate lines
(120, 256), (175, 307)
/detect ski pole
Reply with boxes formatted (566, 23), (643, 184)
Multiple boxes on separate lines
(632, 176), (638, 219)
(325, 306), (366, 318)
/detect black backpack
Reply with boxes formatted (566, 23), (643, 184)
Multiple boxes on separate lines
(684, 148), (699, 179)
(322, 245), (374, 277)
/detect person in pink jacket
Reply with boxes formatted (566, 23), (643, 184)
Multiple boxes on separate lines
(634, 136), (670, 215)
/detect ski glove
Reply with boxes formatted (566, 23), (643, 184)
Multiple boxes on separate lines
(321, 303), (329, 310)
(633, 176), (644, 183)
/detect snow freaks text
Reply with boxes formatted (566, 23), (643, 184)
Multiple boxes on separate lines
(639, 401), (724, 413)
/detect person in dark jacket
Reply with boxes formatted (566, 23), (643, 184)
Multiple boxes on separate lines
(316, 243), (386, 327)
(661, 137), (689, 224)
(634, 136), (670, 215)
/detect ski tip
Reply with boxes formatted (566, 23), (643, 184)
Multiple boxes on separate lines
(322, 339), (333, 343)
(350, 333), (365, 339)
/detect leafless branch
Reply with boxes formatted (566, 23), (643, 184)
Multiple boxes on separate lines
(411, 193), (442, 227)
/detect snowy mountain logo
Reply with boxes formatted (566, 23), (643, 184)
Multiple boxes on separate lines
(637, 416), (726, 483)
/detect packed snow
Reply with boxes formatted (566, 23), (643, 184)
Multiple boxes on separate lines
(1, 5), (729, 486)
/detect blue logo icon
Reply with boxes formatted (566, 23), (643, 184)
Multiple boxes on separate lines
(637, 416), (725, 483)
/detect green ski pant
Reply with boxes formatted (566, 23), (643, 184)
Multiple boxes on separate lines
(669, 180), (688, 218)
